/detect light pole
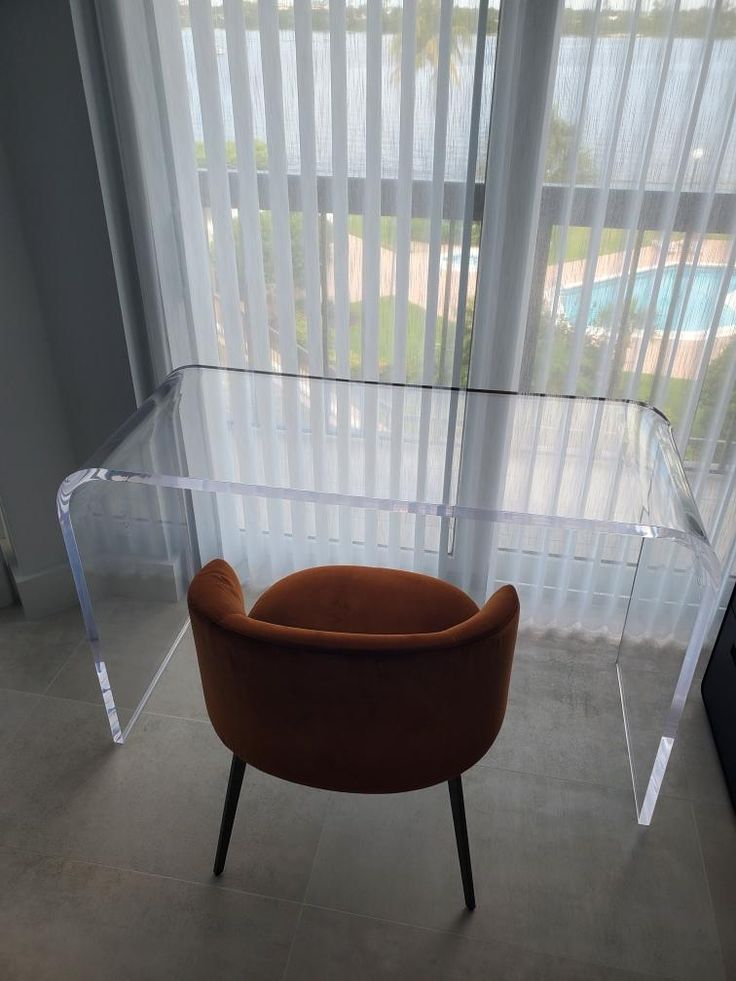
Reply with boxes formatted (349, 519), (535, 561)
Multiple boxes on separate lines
(690, 146), (704, 189)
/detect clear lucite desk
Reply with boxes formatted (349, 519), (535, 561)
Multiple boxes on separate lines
(57, 366), (720, 825)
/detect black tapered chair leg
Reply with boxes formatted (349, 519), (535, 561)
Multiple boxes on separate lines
(214, 755), (246, 876)
(448, 775), (476, 910)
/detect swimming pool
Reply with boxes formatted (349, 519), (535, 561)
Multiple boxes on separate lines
(560, 264), (736, 334)
(440, 247), (479, 272)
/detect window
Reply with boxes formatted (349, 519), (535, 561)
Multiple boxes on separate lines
(96, 0), (736, 624)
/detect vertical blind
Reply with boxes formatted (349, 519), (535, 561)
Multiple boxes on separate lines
(94, 0), (736, 635)
(519, 0), (736, 637)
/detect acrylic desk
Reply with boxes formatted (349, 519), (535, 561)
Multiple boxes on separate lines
(58, 366), (720, 825)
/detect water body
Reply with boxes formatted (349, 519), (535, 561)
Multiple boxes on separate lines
(183, 30), (736, 190)
(561, 265), (736, 333)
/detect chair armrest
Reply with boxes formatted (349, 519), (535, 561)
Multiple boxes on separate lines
(188, 559), (246, 625)
(450, 584), (519, 645)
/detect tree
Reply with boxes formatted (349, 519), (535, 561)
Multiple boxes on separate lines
(591, 300), (648, 397)
(390, 0), (470, 86)
(545, 110), (597, 184)
(534, 305), (604, 395)
(195, 138), (267, 170)
(258, 212), (305, 291)
(691, 337), (736, 467)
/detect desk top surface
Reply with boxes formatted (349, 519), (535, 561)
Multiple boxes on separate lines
(62, 365), (713, 555)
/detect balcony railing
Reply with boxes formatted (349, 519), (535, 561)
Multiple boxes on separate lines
(199, 169), (736, 231)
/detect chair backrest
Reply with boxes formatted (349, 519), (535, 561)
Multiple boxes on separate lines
(188, 559), (520, 793)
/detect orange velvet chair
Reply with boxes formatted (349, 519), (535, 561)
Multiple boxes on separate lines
(187, 559), (519, 909)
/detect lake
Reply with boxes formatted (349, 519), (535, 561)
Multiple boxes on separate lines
(182, 30), (736, 191)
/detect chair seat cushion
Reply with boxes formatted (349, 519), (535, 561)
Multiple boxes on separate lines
(249, 565), (479, 636)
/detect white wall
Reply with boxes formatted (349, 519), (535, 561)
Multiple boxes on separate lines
(0, 0), (140, 617)
(0, 138), (79, 616)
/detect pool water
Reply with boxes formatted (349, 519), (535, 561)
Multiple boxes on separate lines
(560, 264), (736, 334)
(440, 247), (479, 271)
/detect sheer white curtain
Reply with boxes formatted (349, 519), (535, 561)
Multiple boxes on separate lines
(87, 0), (736, 628)
(89, 0), (498, 589)
(458, 0), (736, 639)
(503, 0), (736, 638)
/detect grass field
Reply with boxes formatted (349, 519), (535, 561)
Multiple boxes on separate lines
(347, 214), (481, 250)
(346, 216), (662, 266)
(626, 373), (691, 424)
(547, 227), (665, 264)
(332, 295), (696, 420)
(344, 296), (445, 380)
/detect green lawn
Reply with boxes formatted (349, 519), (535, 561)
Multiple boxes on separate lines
(548, 227), (670, 264)
(331, 298), (696, 412)
(347, 214), (398, 248)
(625, 373), (691, 426)
(327, 295), (446, 381)
(347, 218), (665, 265)
(346, 215), (480, 251)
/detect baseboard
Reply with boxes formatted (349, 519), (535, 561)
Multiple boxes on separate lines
(86, 552), (187, 604)
(10, 562), (78, 619)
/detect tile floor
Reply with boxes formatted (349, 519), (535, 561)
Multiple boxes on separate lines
(0, 601), (734, 980)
